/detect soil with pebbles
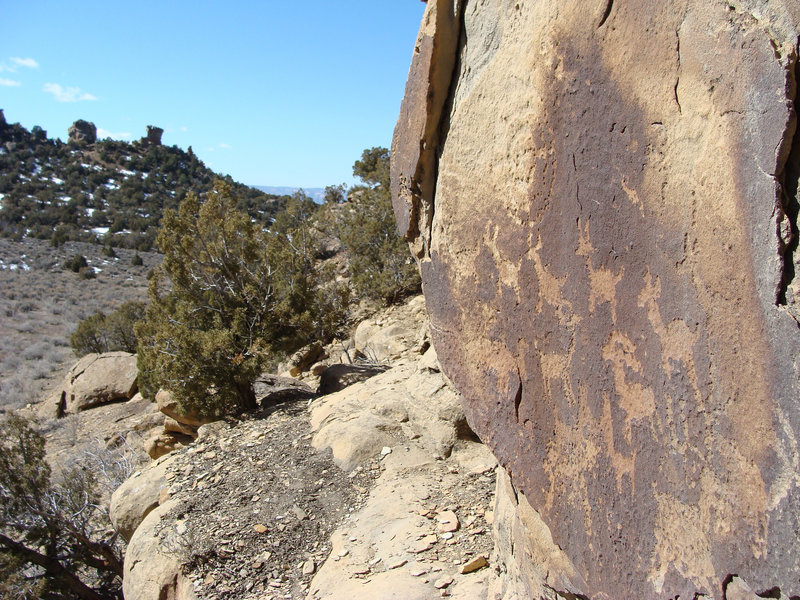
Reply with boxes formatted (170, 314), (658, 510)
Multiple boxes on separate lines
(151, 398), (382, 600)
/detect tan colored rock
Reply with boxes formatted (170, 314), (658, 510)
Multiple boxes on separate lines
(312, 357), (476, 469)
(308, 440), (493, 600)
(65, 351), (138, 412)
(110, 453), (178, 541)
(156, 389), (211, 428)
(37, 389), (66, 420)
(725, 577), (761, 600)
(310, 361), (328, 376)
(435, 510), (459, 533)
(302, 559), (316, 575)
(123, 499), (196, 600)
(352, 295), (428, 362)
(145, 430), (192, 460)
(163, 416), (198, 439)
(286, 342), (324, 376)
(460, 555), (488, 574)
(393, 0), (800, 597)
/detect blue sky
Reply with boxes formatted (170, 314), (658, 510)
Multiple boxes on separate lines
(1, 1), (426, 189)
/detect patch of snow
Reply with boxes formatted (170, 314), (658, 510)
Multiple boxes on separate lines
(51, 176), (65, 185)
(85, 207), (95, 217)
(0, 258), (31, 271)
(104, 181), (120, 190)
(91, 226), (110, 235)
(119, 169), (136, 177)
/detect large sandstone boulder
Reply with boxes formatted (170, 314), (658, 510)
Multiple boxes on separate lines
(311, 350), (474, 470)
(123, 499), (196, 600)
(65, 351), (138, 412)
(110, 453), (178, 541)
(145, 429), (193, 460)
(393, 1), (800, 598)
(67, 119), (96, 144)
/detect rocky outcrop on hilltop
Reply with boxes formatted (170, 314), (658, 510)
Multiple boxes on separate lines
(67, 119), (97, 145)
(393, 1), (800, 598)
(0, 112), (285, 249)
(142, 125), (163, 145)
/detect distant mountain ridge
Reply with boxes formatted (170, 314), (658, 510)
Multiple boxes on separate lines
(0, 110), (290, 251)
(254, 186), (326, 203)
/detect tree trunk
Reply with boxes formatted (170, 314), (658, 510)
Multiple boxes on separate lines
(0, 533), (107, 600)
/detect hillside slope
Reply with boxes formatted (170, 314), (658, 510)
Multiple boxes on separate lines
(0, 110), (287, 250)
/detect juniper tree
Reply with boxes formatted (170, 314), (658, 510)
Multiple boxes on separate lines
(338, 148), (420, 305)
(135, 182), (344, 418)
(136, 182), (276, 416)
(0, 413), (123, 600)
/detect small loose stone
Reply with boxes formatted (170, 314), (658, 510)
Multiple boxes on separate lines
(302, 560), (315, 575)
(460, 555), (489, 574)
(434, 576), (453, 589)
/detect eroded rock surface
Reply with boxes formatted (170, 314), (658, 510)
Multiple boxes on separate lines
(393, 0), (800, 598)
(54, 351), (139, 413)
(67, 119), (97, 145)
(68, 352), (138, 411)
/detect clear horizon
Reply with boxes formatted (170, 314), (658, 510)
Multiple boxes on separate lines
(1, 1), (426, 189)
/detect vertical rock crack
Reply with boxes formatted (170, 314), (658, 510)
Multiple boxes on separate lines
(776, 41), (800, 316)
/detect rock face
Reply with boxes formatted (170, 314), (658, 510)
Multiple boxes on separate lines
(155, 389), (211, 428)
(122, 499), (196, 600)
(143, 125), (163, 145)
(110, 453), (177, 541)
(67, 119), (97, 144)
(62, 351), (138, 412)
(393, 1), (800, 598)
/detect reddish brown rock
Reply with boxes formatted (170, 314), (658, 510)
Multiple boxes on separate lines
(393, 0), (800, 598)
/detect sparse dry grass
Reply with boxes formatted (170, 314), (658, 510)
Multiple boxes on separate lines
(0, 238), (161, 410)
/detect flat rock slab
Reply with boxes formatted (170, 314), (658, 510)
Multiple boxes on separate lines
(307, 438), (497, 600)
